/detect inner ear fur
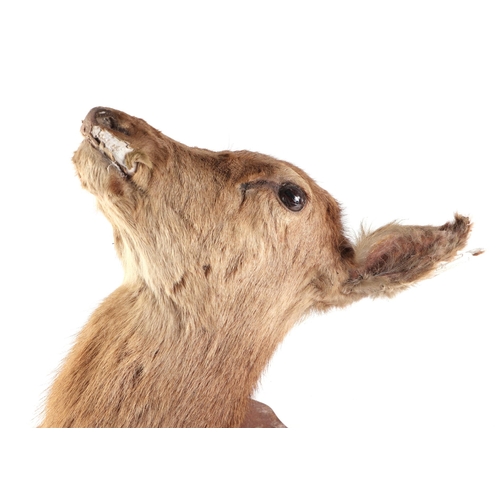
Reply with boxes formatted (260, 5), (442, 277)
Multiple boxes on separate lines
(339, 214), (472, 300)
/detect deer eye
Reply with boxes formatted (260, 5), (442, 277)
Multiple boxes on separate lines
(278, 183), (307, 212)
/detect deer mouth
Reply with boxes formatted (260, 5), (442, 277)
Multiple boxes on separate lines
(85, 125), (137, 177)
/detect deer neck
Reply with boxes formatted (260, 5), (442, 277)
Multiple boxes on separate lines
(43, 281), (297, 427)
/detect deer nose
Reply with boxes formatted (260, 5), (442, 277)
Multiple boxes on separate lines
(81, 107), (130, 137)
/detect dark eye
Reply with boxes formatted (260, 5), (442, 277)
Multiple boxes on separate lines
(278, 183), (307, 212)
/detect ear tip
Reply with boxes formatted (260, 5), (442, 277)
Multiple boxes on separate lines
(440, 213), (472, 237)
(453, 213), (471, 225)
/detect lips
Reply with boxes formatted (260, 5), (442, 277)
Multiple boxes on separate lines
(85, 124), (137, 177)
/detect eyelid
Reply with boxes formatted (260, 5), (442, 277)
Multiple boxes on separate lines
(240, 180), (308, 211)
(240, 179), (274, 191)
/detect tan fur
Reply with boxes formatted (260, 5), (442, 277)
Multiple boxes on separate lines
(40, 107), (473, 427)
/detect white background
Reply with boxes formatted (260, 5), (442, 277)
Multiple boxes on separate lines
(1, 1), (498, 498)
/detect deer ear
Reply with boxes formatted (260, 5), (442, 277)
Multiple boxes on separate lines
(339, 214), (472, 302)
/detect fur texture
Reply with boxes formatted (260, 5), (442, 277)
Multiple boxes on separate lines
(40, 107), (472, 427)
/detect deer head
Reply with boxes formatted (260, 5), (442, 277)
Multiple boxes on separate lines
(75, 107), (472, 314)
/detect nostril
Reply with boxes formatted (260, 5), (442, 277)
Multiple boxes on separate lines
(103, 115), (116, 130)
(94, 108), (130, 136)
(95, 110), (116, 130)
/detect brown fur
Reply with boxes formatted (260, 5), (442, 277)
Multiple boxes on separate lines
(40, 107), (472, 427)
